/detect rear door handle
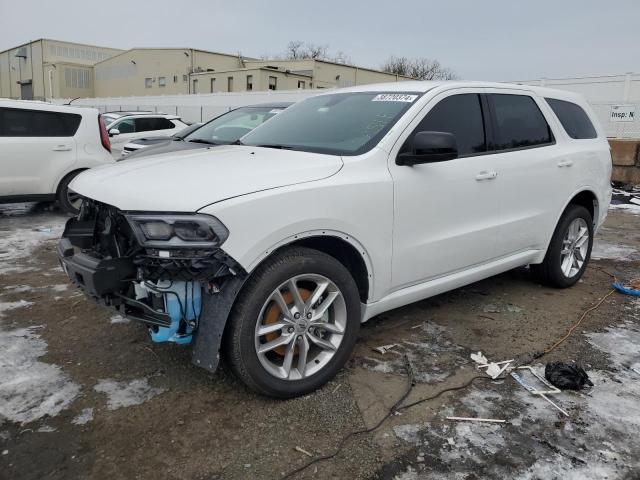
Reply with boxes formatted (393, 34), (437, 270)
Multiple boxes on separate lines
(475, 171), (498, 181)
(557, 160), (574, 168)
(52, 145), (72, 152)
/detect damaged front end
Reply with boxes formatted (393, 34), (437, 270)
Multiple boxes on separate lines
(57, 198), (245, 372)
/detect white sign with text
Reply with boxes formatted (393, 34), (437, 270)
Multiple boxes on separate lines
(610, 105), (636, 122)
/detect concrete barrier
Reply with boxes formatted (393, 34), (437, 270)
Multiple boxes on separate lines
(610, 139), (640, 184)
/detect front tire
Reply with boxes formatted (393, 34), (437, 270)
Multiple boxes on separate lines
(223, 247), (361, 398)
(531, 204), (593, 288)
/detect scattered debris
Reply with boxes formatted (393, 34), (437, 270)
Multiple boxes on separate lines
(511, 366), (569, 417)
(470, 351), (512, 379)
(545, 362), (593, 390)
(482, 304), (501, 314)
(613, 280), (640, 297)
(373, 344), (398, 355)
(446, 416), (506, 424)
(294, 446), (313, 457)
(470, 352), (488, 365)
(36, 425), (56, 433)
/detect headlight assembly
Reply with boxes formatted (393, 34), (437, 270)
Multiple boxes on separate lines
(126, 214), (229, 248)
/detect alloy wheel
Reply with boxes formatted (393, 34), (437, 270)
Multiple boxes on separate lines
(560, 217), (589, 278)
(254, 274), (347, 381)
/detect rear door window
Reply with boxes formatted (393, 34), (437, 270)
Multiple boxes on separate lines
(400, 93), (487, 157)
(0, 107), (81, 137)
(545, 98), (597, 139)
(489, 94), (554, 150)
(135, 117), (175, 132)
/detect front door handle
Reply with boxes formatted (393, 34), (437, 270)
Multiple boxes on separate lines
(475, 171), (498, 181)
(52, 145), (72, 152)
(557, 159), (574, 168)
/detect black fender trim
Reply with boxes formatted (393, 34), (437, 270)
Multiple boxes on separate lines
(191, 275), (247, 373)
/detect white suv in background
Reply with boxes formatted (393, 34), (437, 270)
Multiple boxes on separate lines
(102, 112), (188, 153)
(59, 82), (611, 398)
(0, 100), (113, 213)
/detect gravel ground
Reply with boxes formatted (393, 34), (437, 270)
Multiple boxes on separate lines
(1, 201), (639, 480)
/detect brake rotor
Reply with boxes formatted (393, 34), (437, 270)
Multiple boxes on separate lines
(263, 287), (312, 356)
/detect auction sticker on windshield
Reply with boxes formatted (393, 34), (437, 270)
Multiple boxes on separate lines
(372, 94), (419, 102)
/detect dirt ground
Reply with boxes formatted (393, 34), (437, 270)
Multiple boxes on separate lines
(1, 202), (639, 480)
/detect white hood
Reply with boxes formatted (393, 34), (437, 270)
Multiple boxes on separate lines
(70, 145), (343, 212)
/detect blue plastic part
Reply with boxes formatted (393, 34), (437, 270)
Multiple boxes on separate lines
(613, 282), (640, 297)
(150, 281), (202, 344)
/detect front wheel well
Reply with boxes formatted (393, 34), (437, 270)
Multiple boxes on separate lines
(269, 236), (370, 303)
(567, 190), (598, 226)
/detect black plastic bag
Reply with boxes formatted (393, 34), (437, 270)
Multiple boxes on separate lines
(545, 362), (594, 390)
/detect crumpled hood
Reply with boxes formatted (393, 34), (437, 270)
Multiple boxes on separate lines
(71, 145), (343, 212)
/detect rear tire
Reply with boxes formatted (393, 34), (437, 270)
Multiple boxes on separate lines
(223, 246), (361, 398)
(530, 204), (593, 288)
(57, 171), (84, 215)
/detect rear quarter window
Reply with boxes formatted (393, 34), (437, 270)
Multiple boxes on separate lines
(545, 98), (598, 139)
(489, 94), (554, 151)
(0, 107), (82, 137)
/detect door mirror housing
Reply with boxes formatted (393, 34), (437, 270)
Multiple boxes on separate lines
(397, 131), (458, 166)
(109, 128), (120, 137)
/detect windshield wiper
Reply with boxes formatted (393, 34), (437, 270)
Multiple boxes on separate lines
(231, 139), (244, 145)
(188, 138), (218, 145)
(256, 144), (293, 150)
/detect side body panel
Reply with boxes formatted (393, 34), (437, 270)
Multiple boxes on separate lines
(199, 148), (394, 302)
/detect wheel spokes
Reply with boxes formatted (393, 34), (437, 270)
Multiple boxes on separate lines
(258, 334), (292, 354)
(307, 331), (337, 351)
(257, 321), (289, 336)
(287, 279), (306, 314)
(312, 290), (339, 319)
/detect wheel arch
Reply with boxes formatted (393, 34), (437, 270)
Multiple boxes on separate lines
(535, 187), (599, 265)
(54, 168), (88, 197)
(245, 230), (373, 304)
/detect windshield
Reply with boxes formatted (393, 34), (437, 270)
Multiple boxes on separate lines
(240, 92), (421, 155)
(185, 106), (286, 145)
(102, 114), (119, 127)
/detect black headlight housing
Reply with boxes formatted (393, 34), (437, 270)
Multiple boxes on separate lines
(125, 214), (229, 249)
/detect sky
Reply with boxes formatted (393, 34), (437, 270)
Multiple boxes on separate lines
(1, 0), (638, 81)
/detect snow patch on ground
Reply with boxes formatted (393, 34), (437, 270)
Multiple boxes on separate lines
(109, 314), (130, 324)
(72, 408), (94, 425)
(0, 223), (64, 275)
(0, 324), (80, 424)
(390, 323), (640, 479)
(94, 378), (165, 410)
(0, 300), (33, 316)
(591, 240), (637, 260)
(609, 203), (640, 215)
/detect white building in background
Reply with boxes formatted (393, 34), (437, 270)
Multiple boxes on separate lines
(515, 72), (640, 138)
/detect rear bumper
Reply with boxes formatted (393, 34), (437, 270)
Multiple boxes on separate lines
(57, 238), (171, 327)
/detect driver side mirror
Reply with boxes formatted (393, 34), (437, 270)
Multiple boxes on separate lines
(109, 128), (120, 137)
(396, 131), (458, 166)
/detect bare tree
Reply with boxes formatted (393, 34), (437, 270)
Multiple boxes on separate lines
(282, 41), (350, 64)
(285, 40), (306, 60)
(381, 55), (457, 80)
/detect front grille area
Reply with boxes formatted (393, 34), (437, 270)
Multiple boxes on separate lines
(66, 198), (239, 283)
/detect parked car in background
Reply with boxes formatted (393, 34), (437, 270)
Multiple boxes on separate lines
(0, 99), (113, 213)
(120, 123), (203, 157)
(58, 82), (611, 397)
(122, 102), (292, 160)
(103, 112), (188, 153)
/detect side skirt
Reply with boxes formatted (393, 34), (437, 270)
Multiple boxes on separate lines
(361, 249), (540, 322)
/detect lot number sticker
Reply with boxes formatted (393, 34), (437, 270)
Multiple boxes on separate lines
(610, 105), (636, 122)
(372, 94), (418, 103)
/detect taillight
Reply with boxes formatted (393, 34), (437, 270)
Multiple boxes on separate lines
(98, 114), (111, 153)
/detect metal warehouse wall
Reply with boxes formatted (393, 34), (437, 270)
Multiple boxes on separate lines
(57, 90), (321, 123)
(516, 72), (640, 138)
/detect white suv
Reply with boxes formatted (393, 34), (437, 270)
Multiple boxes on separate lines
(58, 82), (612, 397)
(102, 112), (188, 153)
(0, 100), (114, 213)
